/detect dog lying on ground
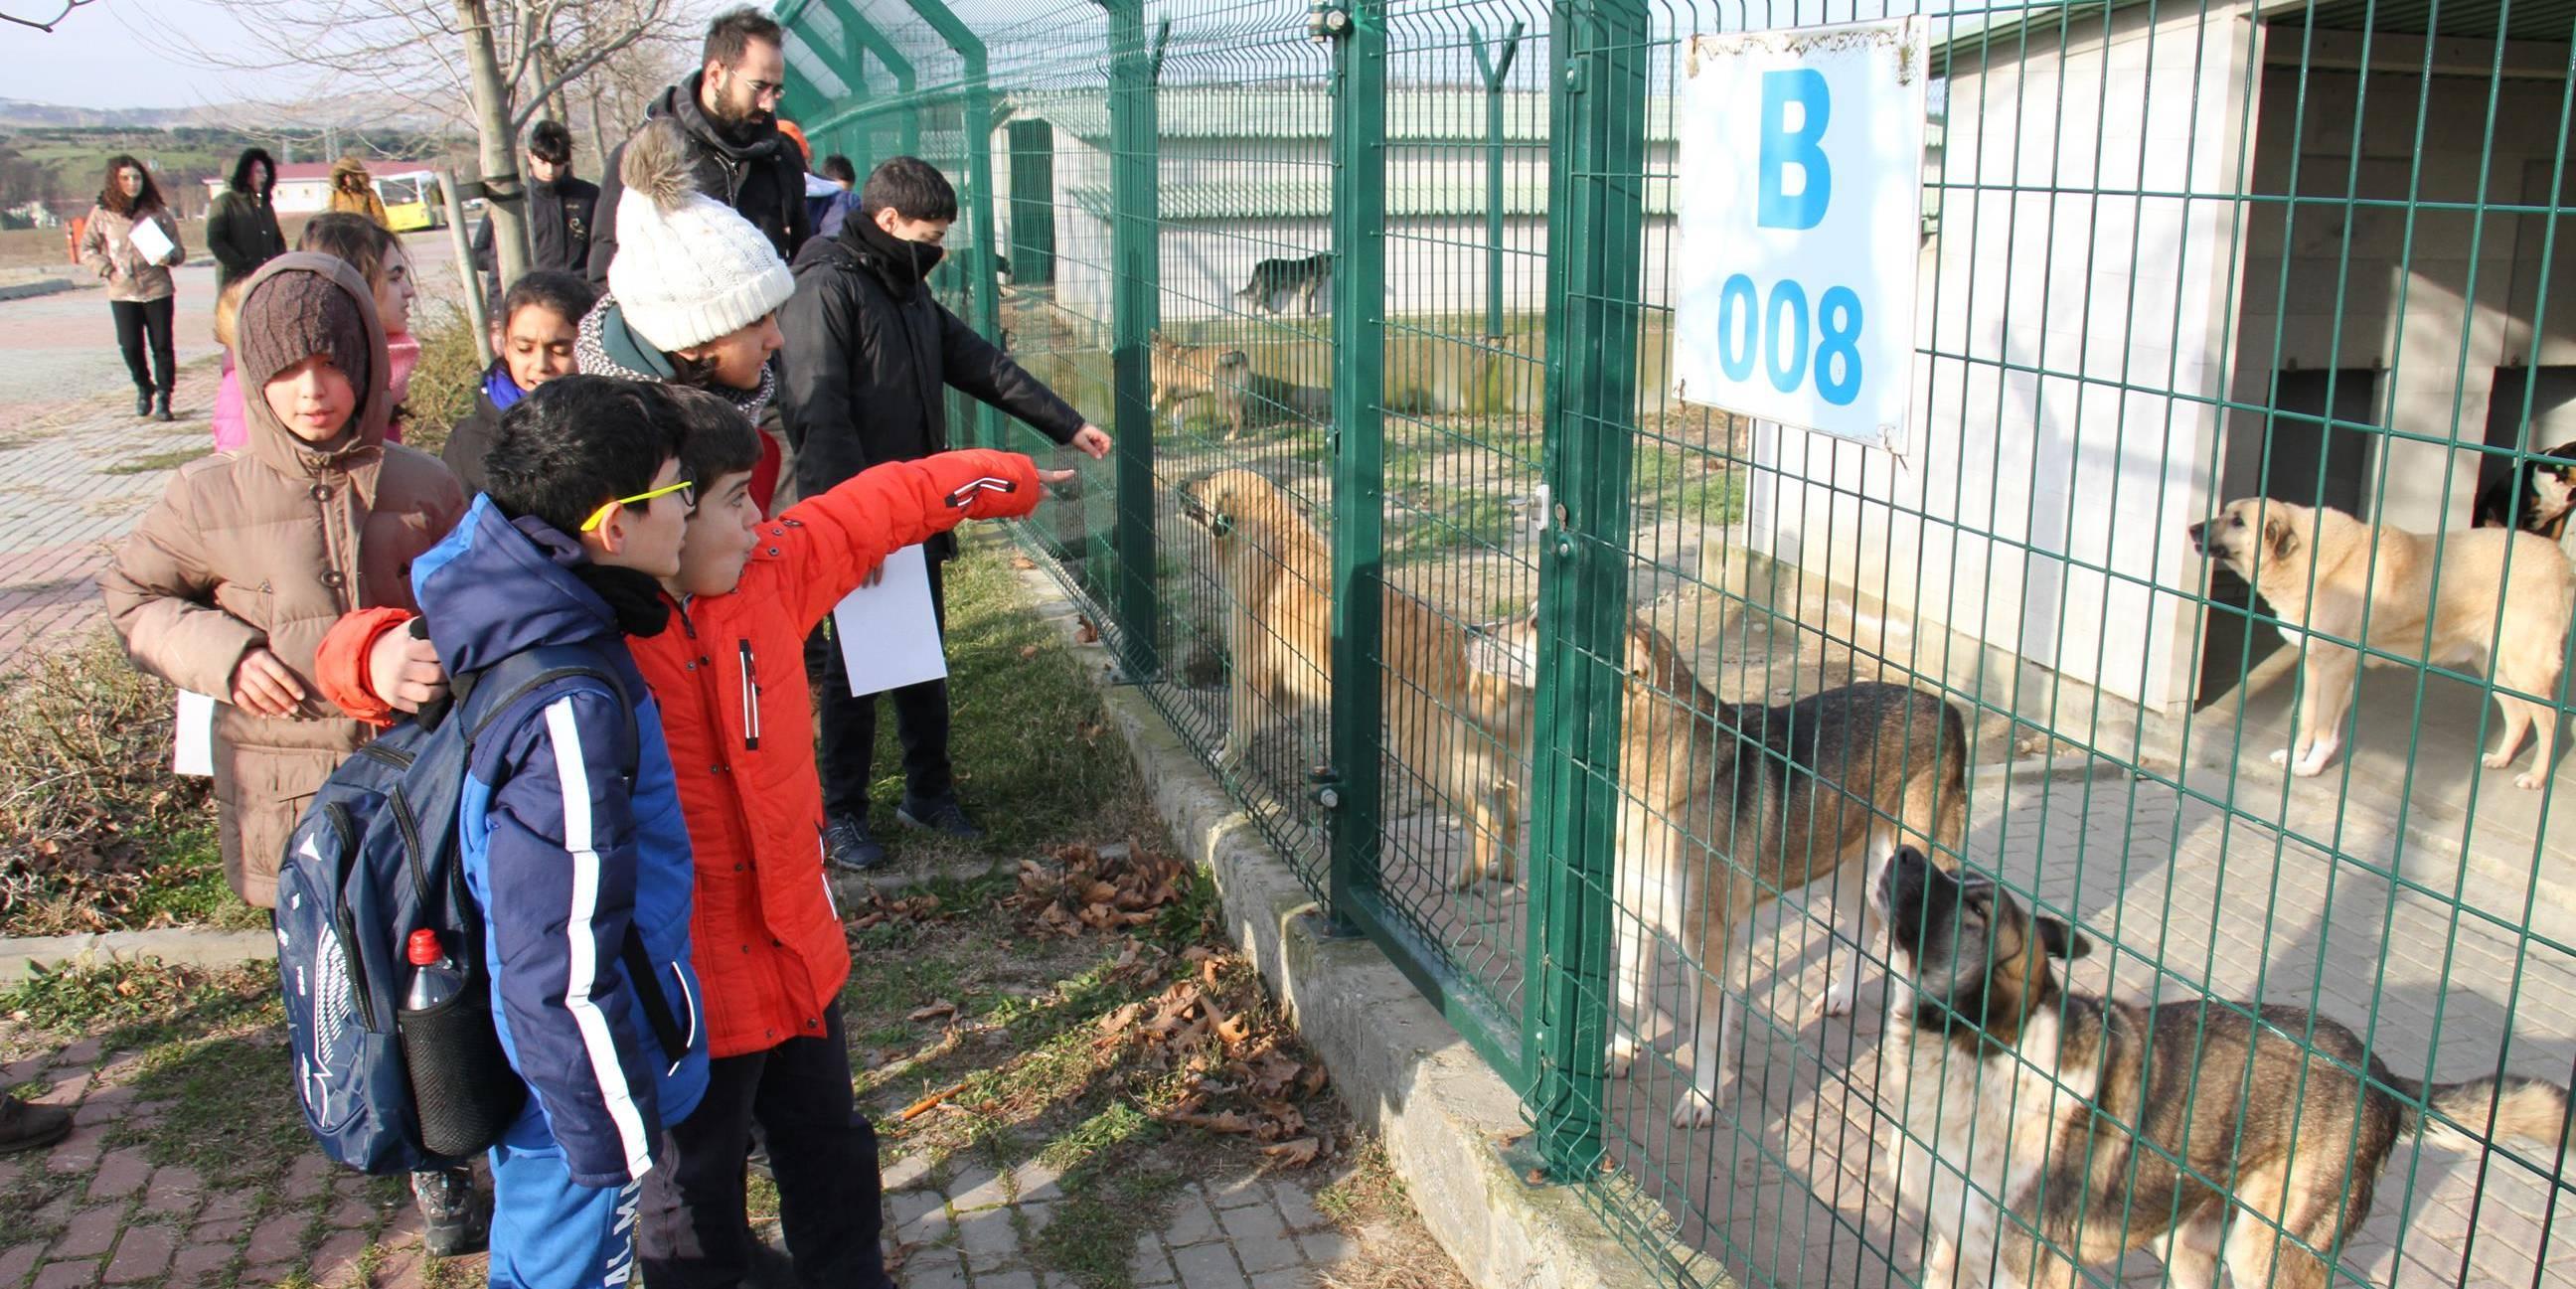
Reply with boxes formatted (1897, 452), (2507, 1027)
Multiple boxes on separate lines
(2474, 440), (2576, 542)
(1178, 467), (1527, 888)
(1612, 616), (1970, 1126)
(1149, 334), (1250, 439)
(1237, 252), (1332, 316)
(1871, 846), (2571, 1288)
(2188, 498), (2574, 788)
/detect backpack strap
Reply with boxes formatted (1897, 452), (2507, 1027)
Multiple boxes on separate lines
(452, 646), (691, 1065)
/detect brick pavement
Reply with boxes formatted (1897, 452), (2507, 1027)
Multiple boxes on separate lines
(883, 1152), (1376, 1289)
(0, 362), (229, 675)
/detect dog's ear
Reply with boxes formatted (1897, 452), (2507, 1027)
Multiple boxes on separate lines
(2262, 511), (2300, 562)
(2034, 914), (2093, 960)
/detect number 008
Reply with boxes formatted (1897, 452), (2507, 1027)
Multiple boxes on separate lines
(1711, 275), (1864, 406)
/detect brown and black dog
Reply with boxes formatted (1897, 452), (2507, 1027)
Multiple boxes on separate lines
(1872, 847), (2569, 1288)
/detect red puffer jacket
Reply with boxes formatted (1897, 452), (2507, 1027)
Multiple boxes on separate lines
(315, 447), (1045, 1056)
(638, 447), (1042, 1055)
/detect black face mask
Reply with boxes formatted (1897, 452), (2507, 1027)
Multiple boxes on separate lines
(851, 216), (946, 298)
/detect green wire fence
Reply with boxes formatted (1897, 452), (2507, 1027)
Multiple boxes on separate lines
(778, 0), (2576, 1282)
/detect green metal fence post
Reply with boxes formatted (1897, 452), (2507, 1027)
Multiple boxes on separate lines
(1321, 0), (1388, 929)
(905, 0), (1004, 450)
(1469, 21), (1525, 342)
(820, 0), (920, 158)
(1527, 0), (1646, 1183)
(1094, 0), (1164, 681)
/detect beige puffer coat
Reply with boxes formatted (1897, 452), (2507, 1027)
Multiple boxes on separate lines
(100, 253), (465, 906)
(77, 204), (184, 303)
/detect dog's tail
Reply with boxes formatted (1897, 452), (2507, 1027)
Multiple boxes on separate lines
(2391, 1073), (2572, 1152)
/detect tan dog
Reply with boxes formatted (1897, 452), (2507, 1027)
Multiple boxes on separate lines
(1613, 617), (1971, 1126)
(1178, 467), (1527, 888)
(2188, 499), (2574, 788)
(1148, 334), (1249, 439)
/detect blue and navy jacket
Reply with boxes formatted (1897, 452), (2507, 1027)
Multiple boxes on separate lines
(412, 497), (709, 1188)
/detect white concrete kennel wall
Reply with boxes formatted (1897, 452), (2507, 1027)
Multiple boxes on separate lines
(1744, 1), (2262, 717)
(2225, 36), (2576, 532)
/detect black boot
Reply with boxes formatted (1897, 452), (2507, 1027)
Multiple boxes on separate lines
(152, 393), (173, 422)
(0, 1095), (72, 1155)
(134, 391), (152, 417)
(410, 1165), (491, 1257)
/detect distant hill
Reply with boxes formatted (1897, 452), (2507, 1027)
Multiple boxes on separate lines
(0, 95), (469, 134)
(0, 98), (205, 129)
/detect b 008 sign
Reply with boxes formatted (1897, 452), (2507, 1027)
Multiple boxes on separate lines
(1705, 275), (1865, 407)
(1671, 19), (1927, 449)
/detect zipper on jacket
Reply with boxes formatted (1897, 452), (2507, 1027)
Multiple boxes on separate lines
(738, 641), (761, 751)
(321, 803), (378, 1029)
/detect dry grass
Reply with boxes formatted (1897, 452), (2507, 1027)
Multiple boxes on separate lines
(0, 629), (242, 935)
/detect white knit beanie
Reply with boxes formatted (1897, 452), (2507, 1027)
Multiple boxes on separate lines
(608, 119), (795, 353)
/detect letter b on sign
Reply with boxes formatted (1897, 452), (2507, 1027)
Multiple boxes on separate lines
(1757, 69), (1832, 230)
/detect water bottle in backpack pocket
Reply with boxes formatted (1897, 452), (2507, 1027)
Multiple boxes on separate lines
(273, 647), (625, 1175)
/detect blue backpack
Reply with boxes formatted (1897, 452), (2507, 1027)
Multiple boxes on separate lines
(274, 644), (663, 1175)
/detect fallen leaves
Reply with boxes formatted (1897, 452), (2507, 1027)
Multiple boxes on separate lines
(847, 889), (946, 934)
(1086, 944), (1337, 1168)
(906, 1000), (957, 1023)
(1009, 843), (1188, 937)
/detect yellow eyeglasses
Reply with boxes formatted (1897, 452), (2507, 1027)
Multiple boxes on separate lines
(579, 478), (696, 533)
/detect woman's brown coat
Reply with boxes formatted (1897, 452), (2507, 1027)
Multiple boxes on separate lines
(100, 253), (464, 905)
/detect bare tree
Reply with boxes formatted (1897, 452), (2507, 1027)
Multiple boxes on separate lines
(136, 0), (687, 278)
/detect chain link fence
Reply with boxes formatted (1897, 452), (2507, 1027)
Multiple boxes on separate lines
(778, 0), (2576, 1282)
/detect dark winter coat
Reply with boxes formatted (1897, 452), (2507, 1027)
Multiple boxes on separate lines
(777, 219), (1084, 556)
(472, 173), (601, 294)
(208, 153), (286, 290)
(586, 73), (810, 284)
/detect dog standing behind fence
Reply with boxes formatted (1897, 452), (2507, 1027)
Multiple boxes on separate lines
(1236, 252), (1332, 316)
(1178, 466), (1528, 888)
(1610, 615), (1970, 1127)
(2188, 498), (2574, 788)
(1870, 846), (2572, 1289)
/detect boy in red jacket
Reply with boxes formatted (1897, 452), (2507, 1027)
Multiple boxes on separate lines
(320, 391), (1065, 1284)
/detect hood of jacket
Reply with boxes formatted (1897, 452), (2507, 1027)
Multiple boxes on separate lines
(411, 495), (624, 677)
(329, 156), (373, 189)
(574, 291), (777, 424)
(648, 72), (790, 167)
(230, 148), (278, 200)
(236, 252), (395, 484)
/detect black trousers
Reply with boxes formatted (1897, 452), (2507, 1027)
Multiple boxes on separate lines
(110, 297), (176, 397)
(806, 557), (952, 819)
(634, 1009), (891, 1289)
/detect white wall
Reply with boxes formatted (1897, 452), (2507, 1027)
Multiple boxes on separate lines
(2228, 58), (2576, 530)
(1746, 0), (2262, 716)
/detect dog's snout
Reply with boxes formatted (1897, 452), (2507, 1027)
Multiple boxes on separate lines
(2186, 520), (2208, 554)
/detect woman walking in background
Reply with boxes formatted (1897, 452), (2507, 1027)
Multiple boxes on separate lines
(208, 147), (287, 289)
(327, 156), (391, 229)
(78, 154), (185, 422)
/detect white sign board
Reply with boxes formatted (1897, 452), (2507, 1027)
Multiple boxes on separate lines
(1671, 19), (1928, 449)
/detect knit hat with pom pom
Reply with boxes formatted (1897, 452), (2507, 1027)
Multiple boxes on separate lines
(607, 118), (795, 353)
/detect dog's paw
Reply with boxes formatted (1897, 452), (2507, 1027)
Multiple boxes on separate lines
(1670, 1088), (1717, 1129)
(1815, 979), (1856, 1018)
(2269, 747), (2292, 768)
(2518, 769), (2548, 790)
(2485, 749), (2514, 769)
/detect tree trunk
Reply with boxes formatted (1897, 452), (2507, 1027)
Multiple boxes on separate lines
(457, 0), (531, 285)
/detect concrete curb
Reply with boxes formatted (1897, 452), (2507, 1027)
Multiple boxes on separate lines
(0, 927), (274, 986)
(1015, 567), (1693, 1289)
(0, 277), (77, 303)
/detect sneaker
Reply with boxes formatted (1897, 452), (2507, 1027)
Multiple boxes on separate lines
(896, 794), (984, 841)
(0, 1095), (72, 1155)
(823, 814), (886, 873)
(410, 1166), (491, 1258)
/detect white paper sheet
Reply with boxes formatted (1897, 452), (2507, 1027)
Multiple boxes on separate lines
(173, 690), (216, 777)
(830, 544), (948, 697)
(126, 217), (176, 265)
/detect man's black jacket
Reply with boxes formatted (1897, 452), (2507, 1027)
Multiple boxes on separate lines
(472, 174), (600, 290)
(778, 220), (1084, 551)
(586, 72), (810, 283)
